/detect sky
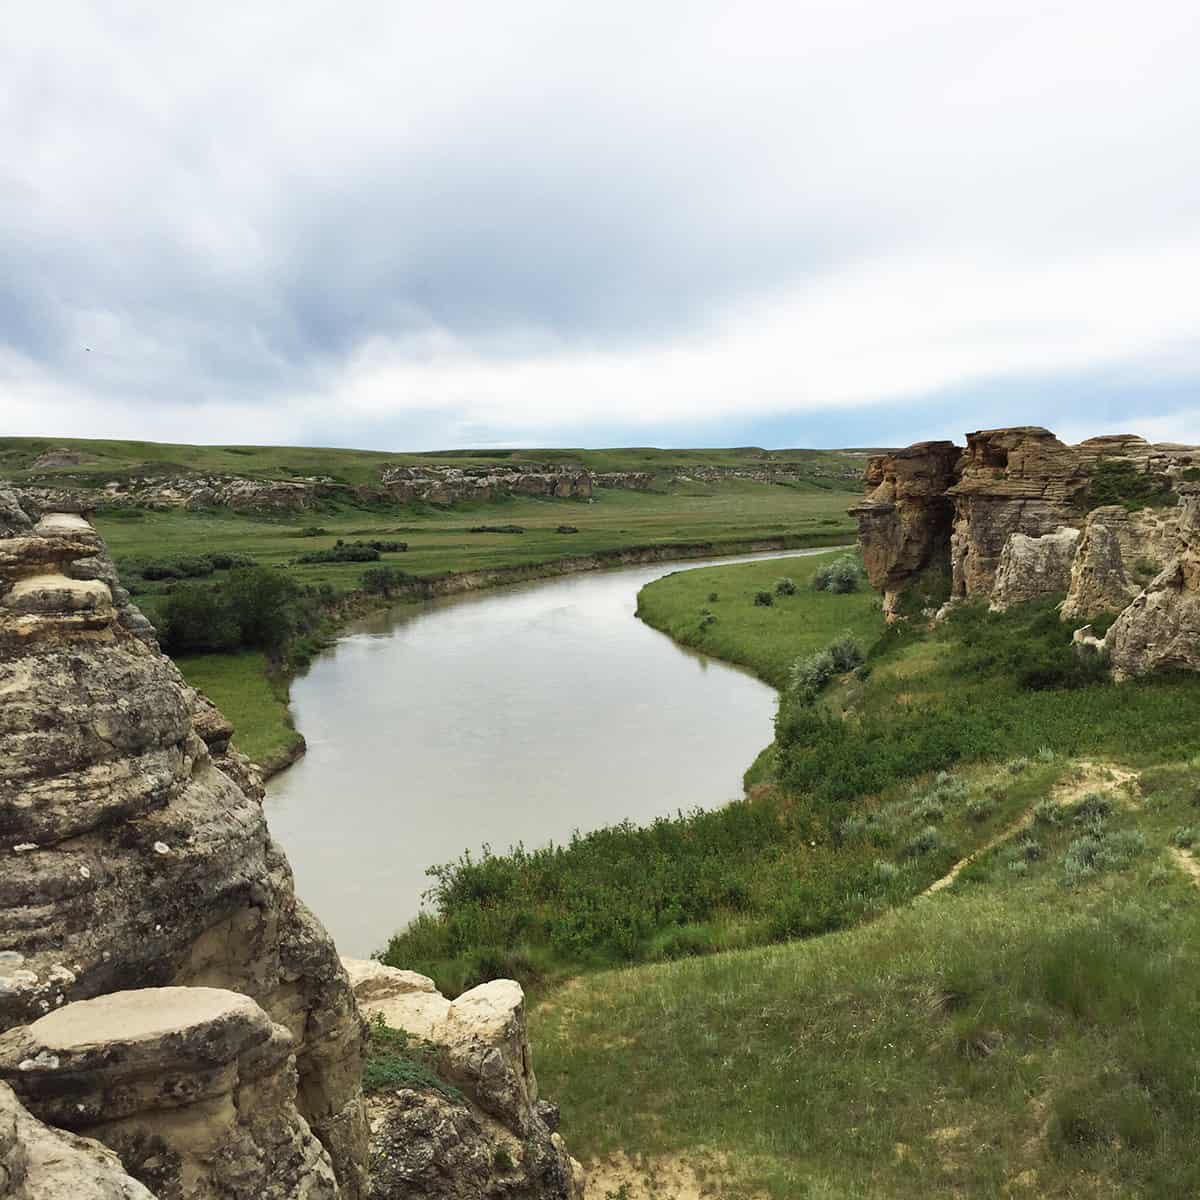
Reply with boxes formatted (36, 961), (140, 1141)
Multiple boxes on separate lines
(3, 1), (1199, 451)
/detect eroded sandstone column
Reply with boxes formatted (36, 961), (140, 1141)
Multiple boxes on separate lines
(0, 489), (367, 1196)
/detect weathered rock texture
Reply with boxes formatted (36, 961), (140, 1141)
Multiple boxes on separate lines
(0, 1079), (155, 1199)
(0, 987), (337, 1199)
(376, 466), (593, 504)
(342, 959), (583, 1200)
(852, 427), (1200, 678)
(1060, 505), (1178, 622)
(0, 487), (367, 1196)
(849, 441), (960, 619)
(989, 527), (1080, 613)
(1106, 495), (1200, 678)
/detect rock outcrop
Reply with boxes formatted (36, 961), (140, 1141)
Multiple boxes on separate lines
(342, 960), (583, 1200)
(0, 487), (367, 1196)
(0, 987), (338, 1199)
(989, 527), (1081, 613)
(0, 1080), (155, 1199)
(849, 442), (960, 619)
(1106, 495), (1200, 678)
(375, 466), (593, 505)
(1060, 505), (1177, 622)
(852, 427), (1200, 679)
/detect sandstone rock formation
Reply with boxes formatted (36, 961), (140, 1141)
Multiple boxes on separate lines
(0, 1080), (156, 1199)
(989, 527), (1080, 613)
(849, 441), (960, 619)
(0, 487), (367, 1196)
(376, 465), (593, 505)
(0, 987), (337, 1199)
(1060, 505), (1177, 622)
(852, 427), (1200, 679)
(1106, 494), (1200, 678)
(342, 959), (583, 1200)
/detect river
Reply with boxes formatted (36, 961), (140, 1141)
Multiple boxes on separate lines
(265, 547), (834, 956)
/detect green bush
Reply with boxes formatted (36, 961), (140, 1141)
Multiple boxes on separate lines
(774, 577), (797, 596)
(753, 590), (773, 607)
(812, 555), (864, 594)
(1085, 460), (1175, 512)
(161, 566), (300, 655)
(361, 565), (414, 596)
(161, 585), (241, 652)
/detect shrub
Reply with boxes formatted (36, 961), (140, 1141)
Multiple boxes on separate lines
(754, 590), (773, 607)
(1062, 829), (1146, 884)
(774, 577), (797, 596)
(206, 551), (256, 571)
(141, 562), (181, 581)
(903, 826), (944, 858)
(1086, 459), (1175, 511)
(556, 525), (579, 534)
(161, 585), (241, 652)
(469, 525), (525, 534)
(790, 648), (836, 694)
(966, 795), (994, 822)
(296, 543), (381, 564)
(1170, 826), (1199, 849)
(1033, 800), (1066, 827)
(707, 592), (719, 602)
(361, 565), (414, 596)
(828, 635), (864, 674)
(812, 555), (864, 594)
(364, 1017), (464, 1101)
(698, 609), (717, 631)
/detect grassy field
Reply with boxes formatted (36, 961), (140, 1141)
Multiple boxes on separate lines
(0, 434), (867, 485)
(172, 651), (302, 768)
(532, 759), (1200, 1197)
(635, 552), (880, 689)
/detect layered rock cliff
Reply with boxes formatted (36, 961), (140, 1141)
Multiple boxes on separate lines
(0, 487), (367, 1196)
(851, 427), (1200, 677)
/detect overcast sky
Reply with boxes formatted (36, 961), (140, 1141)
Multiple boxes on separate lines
(3, 2), (1198, 450)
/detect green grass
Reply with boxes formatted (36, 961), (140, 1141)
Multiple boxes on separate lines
(0, 434), (867, 485)
(173, 651), (302, 772)
(635, 550), (879, 688)
(531, 799), (1200, 1197)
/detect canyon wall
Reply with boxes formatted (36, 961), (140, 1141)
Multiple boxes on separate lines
(851, 427), (1200, 676)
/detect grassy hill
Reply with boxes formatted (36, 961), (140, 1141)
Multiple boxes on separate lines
(0, 435), (868, 486)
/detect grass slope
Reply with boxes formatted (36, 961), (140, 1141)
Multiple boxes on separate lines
(532, 763), (1200, 1198)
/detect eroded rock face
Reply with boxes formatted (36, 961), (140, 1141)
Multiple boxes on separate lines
(0, 987), (337, 1200)
(0, 488), (367, 1196)
(989, 527), (1080, 613)
(1106, 495), (1200, 678)
(1061, 505), (1178, 622)
(342, 960), (583, 1200)
(0, 1080), (154, 1199)
(851, 427), (1200, 642)
(946, 428), (1093, 601)
(850, 441), (960, 620)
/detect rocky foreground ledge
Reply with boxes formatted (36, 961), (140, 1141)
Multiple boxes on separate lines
(0, 485), (581, 1197)
(851, 427), (1200, 676)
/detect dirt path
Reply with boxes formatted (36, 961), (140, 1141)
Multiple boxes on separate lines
(1169, 846), (1200, 885)
(923, 761), (1139, 896)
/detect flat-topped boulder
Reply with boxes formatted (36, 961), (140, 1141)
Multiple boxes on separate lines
(0, 987), (337, 1199)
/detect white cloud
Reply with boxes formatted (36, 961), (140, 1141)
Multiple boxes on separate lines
(2, 1), (1199, 446)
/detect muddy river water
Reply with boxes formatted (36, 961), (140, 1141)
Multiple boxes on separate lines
(265, 547), (836, 955)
